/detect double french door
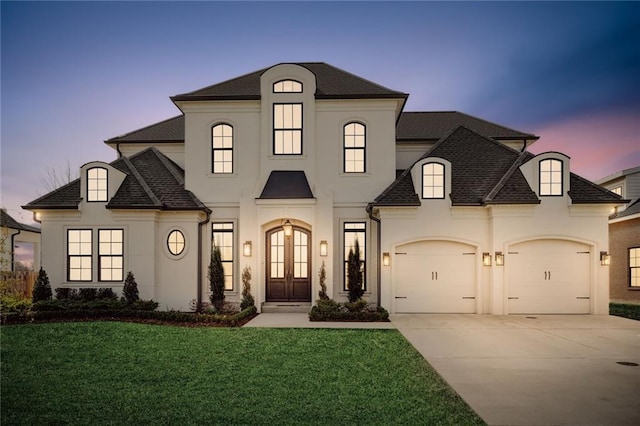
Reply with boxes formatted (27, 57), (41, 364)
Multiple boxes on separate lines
(266, 227), (311, 302)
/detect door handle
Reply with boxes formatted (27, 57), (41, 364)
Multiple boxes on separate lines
(544, 271), (548, 280)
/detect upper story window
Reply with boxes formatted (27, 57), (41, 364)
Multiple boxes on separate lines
(273, 103), (302, 155)
(539, 158), (563, 196)
(611, 186), (622, 196)
(273, 80), (302, 93)
(344, 122), (366, 173)
(212, 124), (233, 174)
(87, 167), (107, 202)
(422, 162), (445, 199)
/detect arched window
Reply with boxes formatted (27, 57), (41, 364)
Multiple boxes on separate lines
(539, 158), (563, 196)
(273, 80), (303, 93)
(422, 162), (445, 199)
(167, 230), (185, 256)
(344, 122), (366, 173)
(212, 124), (233, 174)
(87, 167), (108, 202)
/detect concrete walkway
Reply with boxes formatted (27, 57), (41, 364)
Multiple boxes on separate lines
(391, 314), (640, 426)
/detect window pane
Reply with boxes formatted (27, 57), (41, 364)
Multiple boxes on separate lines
(87, 167), (108, 202)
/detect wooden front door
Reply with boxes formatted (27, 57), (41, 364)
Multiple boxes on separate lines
(266, 227), (311, 302)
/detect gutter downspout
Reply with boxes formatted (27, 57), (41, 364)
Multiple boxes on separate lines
(10, 229), (21, 272)
(367, 205), (382, 307)
(197, 209), (211, 310)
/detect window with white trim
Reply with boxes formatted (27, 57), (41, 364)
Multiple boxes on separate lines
(539, 159), (563, 196)
(273, 80), (302, 93)
(212, 124), (233, 174)
(273, 103), (302, 155)
(68, 229), (92, 281)
(87, 167), (108, 202)
(630, 247), (640, 288)
(98, 229), (123, 282)
(167, 230), (185, 256)
(611, 186), (622, 196)
(212, 223), (234, 291)
(343, 222), (366, 291)
(422, 162), (445, 199)
(344, 122), (366, 173)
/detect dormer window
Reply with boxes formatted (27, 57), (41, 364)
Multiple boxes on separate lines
(422, 162), (445, 199)
(539, 159), (563, 196)
(273, 80), (302, 93)
(87, 167), (107, 202)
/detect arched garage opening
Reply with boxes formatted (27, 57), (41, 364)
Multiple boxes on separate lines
(393, 240), (478, 313)
(506, 239), (592, 314)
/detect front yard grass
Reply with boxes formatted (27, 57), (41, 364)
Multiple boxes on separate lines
(1, 322), (484, 425)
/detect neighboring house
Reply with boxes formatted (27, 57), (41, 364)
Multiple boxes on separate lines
(596, 166), (640, 303)
(1, 209), (41, 272)
(24, 62), (625, 314)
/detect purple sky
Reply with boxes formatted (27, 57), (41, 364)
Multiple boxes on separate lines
(2, 1), (639, 224)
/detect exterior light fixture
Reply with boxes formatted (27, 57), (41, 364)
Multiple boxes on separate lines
(282, 219), (293, 238)
(600, 251), (611, 266)
(382, 252), (391, 266)
(482, 252), (492, 266)
(495, 251), (504, 266)
(320, 240), (328, 257)
(34, 212), (42, 223)
(243, 241), (252, 257)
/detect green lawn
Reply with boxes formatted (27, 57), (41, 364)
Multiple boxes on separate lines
(1, 322), (484, 425)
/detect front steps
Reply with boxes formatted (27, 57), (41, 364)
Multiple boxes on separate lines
(261, 302), (312, 314)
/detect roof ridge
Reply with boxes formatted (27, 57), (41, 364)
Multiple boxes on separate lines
(149, 147), (184, 185)
(105, 115), (184, 142)
(484, 152), (533, 203)
(121, 156), (162, 207)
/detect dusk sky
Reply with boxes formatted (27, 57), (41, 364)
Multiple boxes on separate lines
(2, 1), (639, 224)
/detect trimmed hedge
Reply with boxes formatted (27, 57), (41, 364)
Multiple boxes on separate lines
(610, 302), (640, 321)
(1, 305), (257, 326)
(309, 300), (389, 322)
(32, 299), (158, 312)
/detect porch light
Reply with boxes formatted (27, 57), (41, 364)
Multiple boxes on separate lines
(600, 251), (611, 266)
(282, 219), (293, 238)
(383, 252), (391, 266)
(482, 252), (492, 266)
(495, 251), (504, 266)
(320, 240), (328, 257)
(243, 241), (252, 257)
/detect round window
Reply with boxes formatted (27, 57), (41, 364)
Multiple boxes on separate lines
(167, 230), (185, 256)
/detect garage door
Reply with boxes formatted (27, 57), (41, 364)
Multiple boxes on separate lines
(394, 241), (476, 313)
(507, 239), (590, 314)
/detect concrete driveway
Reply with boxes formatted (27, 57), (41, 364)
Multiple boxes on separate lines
(391, 314), (640, 426)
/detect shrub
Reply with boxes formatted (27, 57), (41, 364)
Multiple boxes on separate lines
(55, 288), (75, 300)
(610, 303), (640, 321)
(240, 266), (255, 310)
(347, 239), (364, 303)
(78, 288), (98, 302)
(318, 261), (329, 301)
(209, 245), (225, 310)
(32, 268), (52, 302)
(310, 304), (389, 322)
(344, 299), (368, 312)
(0, 294), (32, 314)
(122, 271), (140, 304)
(96, 288), (118, 300)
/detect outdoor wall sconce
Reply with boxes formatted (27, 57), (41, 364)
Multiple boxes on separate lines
(382, 252), (391, 266)
(320, 240), (328, 257)
(282, 219), (293, 238)
(482, 252), (492, 266)
(600, 251), (611, 266)
(495, 251), (504, 266)
(243, 241), (252, 257)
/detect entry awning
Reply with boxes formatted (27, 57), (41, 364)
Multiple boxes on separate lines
(258, 171), (314, 199)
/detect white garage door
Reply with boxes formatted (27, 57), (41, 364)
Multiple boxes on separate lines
(394, 241), (476, 313)
(507, 239), (591, 314)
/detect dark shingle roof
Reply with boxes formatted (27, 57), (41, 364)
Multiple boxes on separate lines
(106, 115), (185, 144)
(614, 198), (640, 218)
(24, 148), (208, 212)
(371, 126), (539, 207)
(1, 210), (40, 233)
(568, 173), (629, 204)
(396, 112), (538, 142)
(171, 62), (407, 101)
(258, 171), (314, 199)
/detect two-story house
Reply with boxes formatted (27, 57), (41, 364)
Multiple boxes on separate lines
(24, 62), (625, 314)
(596, 166), (640, 302)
